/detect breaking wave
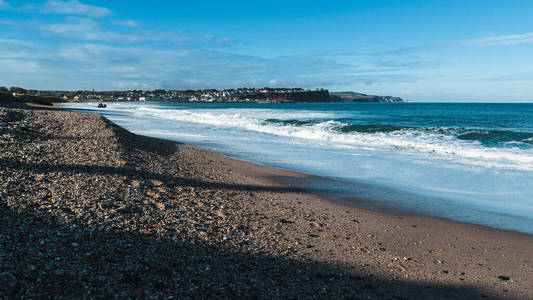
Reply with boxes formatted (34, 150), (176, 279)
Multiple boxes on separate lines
(125, 106), (533, 171)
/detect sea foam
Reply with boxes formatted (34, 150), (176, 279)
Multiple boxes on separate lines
(128, 105), (533, 171)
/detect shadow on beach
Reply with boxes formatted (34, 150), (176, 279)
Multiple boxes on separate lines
(1, 201), (496, 299)
(0, 158), (501, 299)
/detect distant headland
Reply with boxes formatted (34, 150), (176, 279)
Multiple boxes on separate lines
(0, 86), (404, 104)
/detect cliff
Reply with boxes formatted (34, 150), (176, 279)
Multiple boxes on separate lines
(330, 92), (404, 103)
(236, 90), (332, 102)
(237, 90), (404, 103)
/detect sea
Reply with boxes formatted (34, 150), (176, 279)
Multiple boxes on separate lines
(63, 102), (533, 234)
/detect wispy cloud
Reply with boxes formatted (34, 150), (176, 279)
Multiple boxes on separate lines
(0, 32), (355, 90)
(367, 58), (442, 72)
(0, 1), (444, 91)
(464, 32), (533, 46)
(115, 20), (139, 27)
(39, 17), (143, 42)
(43, 0), (112, 18)
(326, 31), (533, 60)
(40, 17), (106, 40)
(0, 0), (34, 11)
(485, 71), (533, 82)
(38, 17), (233, 47)
(55, 43), (350, 86)
(0, 38), (35, 47)
(374, 32), (533, 56)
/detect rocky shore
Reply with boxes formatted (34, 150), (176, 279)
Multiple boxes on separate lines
(1, 102), (532, 299)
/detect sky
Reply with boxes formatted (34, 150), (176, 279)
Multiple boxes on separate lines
(1, 0), (533, 101)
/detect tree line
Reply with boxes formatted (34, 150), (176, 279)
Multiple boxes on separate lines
(0, 87), (27, 94)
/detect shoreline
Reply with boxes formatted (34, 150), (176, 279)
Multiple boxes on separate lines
(58, 101), (533, 236)
(2, 101), (533, 298)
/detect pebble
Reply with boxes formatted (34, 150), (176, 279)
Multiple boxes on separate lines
(53, 269), (65, 276)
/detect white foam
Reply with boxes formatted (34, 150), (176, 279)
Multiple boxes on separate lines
(124, 105), (533, 171)
(62, 102), (533, 171)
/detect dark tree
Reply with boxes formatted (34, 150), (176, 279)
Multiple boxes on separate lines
(10, 87), (27, 94)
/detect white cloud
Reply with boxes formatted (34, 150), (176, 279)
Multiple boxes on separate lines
(40, 17), (145, 43)
(115, 20), (139, 27)
(0, 6), (363, 91)
(43, 0), (112, 18)
(40, 17), (103, 40)
(3, 2), (36, 11)
(51, 42), (353, 89)
(0, 38), (35, 47)
(38, 17), (234, 47)
(357, 32), (533, 58)
(466, 32), (533, 46)
(0, 33), (387, 91)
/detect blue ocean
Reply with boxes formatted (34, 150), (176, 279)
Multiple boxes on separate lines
(64, 102), (533, 234)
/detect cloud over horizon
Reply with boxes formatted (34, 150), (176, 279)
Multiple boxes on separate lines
(1, 0), (533, 101)
(0, 1), (362, 91)
(465, 32), (533, 46)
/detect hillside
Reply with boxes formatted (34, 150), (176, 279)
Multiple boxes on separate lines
(235, 90), (332, 102)
(331, 92), (404, 103)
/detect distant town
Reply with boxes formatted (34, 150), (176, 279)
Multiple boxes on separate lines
(0, 86), (405, 103)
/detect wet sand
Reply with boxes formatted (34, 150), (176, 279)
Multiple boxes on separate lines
(1, 101), (532, 299)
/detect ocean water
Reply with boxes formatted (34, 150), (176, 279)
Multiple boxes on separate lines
(64, 102), (533, 234)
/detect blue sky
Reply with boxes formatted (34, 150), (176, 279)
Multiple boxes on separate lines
(1, 0), (533, 101)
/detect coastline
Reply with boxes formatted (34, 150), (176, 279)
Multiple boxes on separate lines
(1, 101), (532, 298)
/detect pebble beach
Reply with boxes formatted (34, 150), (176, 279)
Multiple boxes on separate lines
(1, 101), (533, 299)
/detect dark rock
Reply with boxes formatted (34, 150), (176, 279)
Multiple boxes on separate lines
(498, 275), (510, 281)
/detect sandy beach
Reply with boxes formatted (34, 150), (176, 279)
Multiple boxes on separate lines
(1, 101), (532, 299)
